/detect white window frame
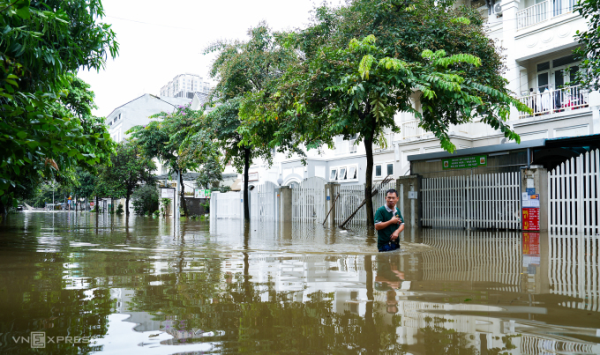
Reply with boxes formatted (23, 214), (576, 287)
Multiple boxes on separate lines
(331, 164), (358, 182)
(374, 162), (393, 179)
(375, 164), (383, 178)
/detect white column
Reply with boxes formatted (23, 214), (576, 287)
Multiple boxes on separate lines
(502, 0), (522, 121)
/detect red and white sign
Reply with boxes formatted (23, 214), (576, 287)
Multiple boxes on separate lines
(522, 232), (540, 255)
(522, 208), (540, 231)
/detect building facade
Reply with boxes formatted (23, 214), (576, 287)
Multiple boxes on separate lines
(160, 73), (211, 100)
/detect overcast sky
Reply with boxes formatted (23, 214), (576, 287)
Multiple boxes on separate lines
(78, 0), (341, 117)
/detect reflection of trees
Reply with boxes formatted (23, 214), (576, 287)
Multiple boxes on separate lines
(417, 318), (478, 355)
(0, 237), (112, 354)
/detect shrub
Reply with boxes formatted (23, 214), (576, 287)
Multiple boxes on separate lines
(132, 185), (159, 215)
(116, 204), (124, 215)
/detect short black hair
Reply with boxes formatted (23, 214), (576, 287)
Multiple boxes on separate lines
(385, 189), (398, 197)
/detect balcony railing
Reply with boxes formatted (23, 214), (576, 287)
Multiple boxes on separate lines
(400, 120), (426, 140)
(517, 0), (574, 30)
(518, 85), (589, 119)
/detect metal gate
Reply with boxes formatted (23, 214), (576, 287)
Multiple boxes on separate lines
(422, 172), (521, 229)
(250, 181), (279, 221)
(548, 149), (599, 235)
(334, 180), (396, 226)
(292, 177), (326, 222)
(211, 191), (243, 219)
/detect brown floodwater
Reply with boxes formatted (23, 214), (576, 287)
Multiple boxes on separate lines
(0, 212), (599, 354)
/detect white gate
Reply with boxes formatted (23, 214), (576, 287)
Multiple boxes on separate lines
(211, 191), (243, 219)
(548, 149), (599, 235)
(334, 180), (396, 226)
(422, 172), (521, 229)
(292, 177), (326, 222)
(250, 181), (279, 221)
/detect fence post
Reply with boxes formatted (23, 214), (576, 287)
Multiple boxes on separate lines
(396, 175), (421, 229)
(210, 191), (220, 220)
(324, 183), (339, 226)
(278, 186), (292, 222)
(521, 166), (548, 232)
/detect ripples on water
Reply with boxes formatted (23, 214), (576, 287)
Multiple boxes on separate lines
(0, 212), (599, 354)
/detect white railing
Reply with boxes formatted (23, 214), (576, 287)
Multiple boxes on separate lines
(517, 0), (574, 29)
(517, 1), (548, 29)
(518, 85), (589, 119)
(400, 120), (426, 140)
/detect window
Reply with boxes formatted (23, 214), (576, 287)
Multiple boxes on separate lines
(330, 169), (338, 181)
(339, 167), (347, 180)
(375, 165), (382, 177)
(348, 166), (357, 180)
(387, 163), (394, 176)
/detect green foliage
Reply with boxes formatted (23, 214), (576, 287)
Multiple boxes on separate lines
(116, 203), (123, 215)
(574, 0), (600, 90)
(95, 141), (156, 214)
(239, 0), (530, 224)
(160, 198), (171, 217)
(0, 0), (118, 210)
(132, 184), (159, 216)
(196, 155), (223, 190)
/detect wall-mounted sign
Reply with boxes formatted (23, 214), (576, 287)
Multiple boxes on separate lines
(442, 155), (487, 170)
(161, 188), (175, 199)
(159, 182), (177, 188)
(248, 172), (259, 181)
(408, 191), (418, 199)
(522, 208), (540, 231)
(194, 189), (212, 199)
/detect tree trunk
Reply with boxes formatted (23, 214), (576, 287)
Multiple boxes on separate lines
(364, 131), (375, 228)
(95, 195), (99, 213)
(126, 190), (131, 215)
(243, 147), (250, 221)
(179, 171), (188, 217)
(111, 197), (115, 214)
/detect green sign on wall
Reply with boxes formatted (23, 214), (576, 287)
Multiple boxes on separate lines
(442, 155), (487, 170)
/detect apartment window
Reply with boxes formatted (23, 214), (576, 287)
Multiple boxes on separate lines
(330, 168), (338, 181)
(339, 167), (347, 180)
(348, 166), (357, 180)
(387, 163), (394, 176)
(375, 165), (382, 177)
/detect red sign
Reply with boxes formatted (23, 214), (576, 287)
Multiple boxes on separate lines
(90, 202), (95, 207)
(522, 232), (540, 255)
(522, 208), (540, 231)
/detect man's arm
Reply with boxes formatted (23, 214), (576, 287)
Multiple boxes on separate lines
(375, 215), (400, 230)
(390, 223), (405, 240)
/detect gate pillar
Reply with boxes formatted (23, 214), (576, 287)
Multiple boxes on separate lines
(278, 186), (292, 222)
(324, 183), (339, 227)
(521, 166), (548, 232)
(396, 175), (421, 229)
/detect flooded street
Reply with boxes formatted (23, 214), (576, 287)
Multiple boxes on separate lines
(1, 212), (599, 354)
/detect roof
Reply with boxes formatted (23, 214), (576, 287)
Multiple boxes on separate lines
(407, 139), (546, 162)
(105, 94), (191, 118)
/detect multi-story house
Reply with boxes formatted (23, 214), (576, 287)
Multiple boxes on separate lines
(160, 73), (211, 100)
(240, 0), (600, 190)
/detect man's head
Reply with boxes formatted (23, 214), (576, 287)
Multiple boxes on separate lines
(385, 189), (399, 209)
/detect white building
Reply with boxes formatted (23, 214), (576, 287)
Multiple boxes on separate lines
(160, 73), (211, 100)
(241, 0), (600, 189)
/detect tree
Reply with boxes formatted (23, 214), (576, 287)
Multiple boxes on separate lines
(0, 0), (118, 212)
(97, 141), (156, 214)
(204, 23), (301, 220)
(241, 0), (529, 226)
(129, 105), (212, 216)
(196, 155), (223, 190)
(574, 0), (600, 90)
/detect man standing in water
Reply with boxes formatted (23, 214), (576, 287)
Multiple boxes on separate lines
(374, 189), (405, 252)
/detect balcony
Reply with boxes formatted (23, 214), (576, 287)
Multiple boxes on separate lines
(400, 120), (426, 140)
(517, 0), (575, 30)
(518, 85), (590, 119)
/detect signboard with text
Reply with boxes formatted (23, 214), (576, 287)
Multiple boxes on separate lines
(160, 188), (175, 199)
(194, 189), (212, 199)
(522, 232), (540, 255)
(442, 155), (487, 170)
(522, 208), (540, 231)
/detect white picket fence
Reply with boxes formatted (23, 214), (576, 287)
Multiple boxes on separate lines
(548, 149), (599, 235)
(250, 181), (279, 221)
(549, 232), (600, 312)
(292, 177), (326, 223)
(334, 180), (397, 226)
(211, 191), (243, 219)
(422, 172), (521, 229)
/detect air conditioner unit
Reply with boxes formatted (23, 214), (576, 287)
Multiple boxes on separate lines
(494, 3), (502, 15)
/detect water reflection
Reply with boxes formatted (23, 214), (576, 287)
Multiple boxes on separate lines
(0, 212), (599, 354)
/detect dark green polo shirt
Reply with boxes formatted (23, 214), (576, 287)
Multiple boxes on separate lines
(374, 205), (404, 249)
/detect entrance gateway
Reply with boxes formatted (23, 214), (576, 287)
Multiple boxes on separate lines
(409, 139), (546, 230)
